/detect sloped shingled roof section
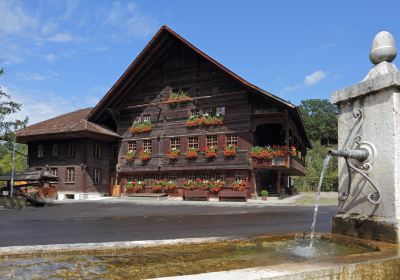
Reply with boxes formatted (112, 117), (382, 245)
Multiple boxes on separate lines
(87, 25), (311, 148)
(16, 108), (121, 140)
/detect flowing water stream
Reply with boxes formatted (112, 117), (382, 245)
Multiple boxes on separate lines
(309, 154), (332, 247)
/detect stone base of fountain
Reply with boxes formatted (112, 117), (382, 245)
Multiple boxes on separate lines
(332, 214), (400, 244)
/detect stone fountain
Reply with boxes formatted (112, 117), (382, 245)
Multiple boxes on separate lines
(331, 31), (400, 243)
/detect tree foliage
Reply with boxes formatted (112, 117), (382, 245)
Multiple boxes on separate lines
(0, 68), (28, 176)
(299, 99), (338, 145)
(294, 141), (338, 192)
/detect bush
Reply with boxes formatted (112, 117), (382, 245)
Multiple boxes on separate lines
(261, 189), (269, 197)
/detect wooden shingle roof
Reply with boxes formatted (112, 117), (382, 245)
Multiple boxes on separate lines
(16, 108), (121, 142)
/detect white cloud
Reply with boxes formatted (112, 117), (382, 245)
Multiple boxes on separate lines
(0, 0), (37, 34)
(103, 1), (158, 38)
(304, 70), (327, 86)
(282, 70), (328, 93)
(16, 71), (58, 81)
(3, 86), (82, 125)
(44, 53), (58, 62)
(48, 32), (74, 42)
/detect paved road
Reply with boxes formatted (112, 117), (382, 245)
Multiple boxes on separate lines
(0, 201), (336, 247)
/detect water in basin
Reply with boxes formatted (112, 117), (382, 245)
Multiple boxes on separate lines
(0, 236), (378, 279)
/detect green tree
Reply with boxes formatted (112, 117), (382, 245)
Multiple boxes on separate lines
(298, 99), (338, 145)
(0, 68), (28, 176)
(294, 141), (338, 192)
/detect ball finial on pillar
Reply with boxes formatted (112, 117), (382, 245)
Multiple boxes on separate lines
(369, 31), (397, 65)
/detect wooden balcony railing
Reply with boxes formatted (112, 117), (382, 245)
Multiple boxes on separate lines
(251, 155), (305, 175)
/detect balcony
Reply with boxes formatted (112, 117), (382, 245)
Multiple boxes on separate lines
(251, 155), (305, 176)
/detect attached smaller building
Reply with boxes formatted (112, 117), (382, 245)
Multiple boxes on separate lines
(16, 108), (121, 199)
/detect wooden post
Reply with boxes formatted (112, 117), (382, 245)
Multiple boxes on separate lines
(276, 171), (281, 197)
(250, 169), (258, 198)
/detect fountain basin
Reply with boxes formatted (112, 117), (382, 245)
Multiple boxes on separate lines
(0, 233), (399, 279)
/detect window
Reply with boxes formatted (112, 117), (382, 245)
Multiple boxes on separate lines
(188, 137), (198, 149)
(170, 138), (180, 150)
(226, 135), (238, 147)
(215, 172), (226, 180)
(93, 168), (101, 184)
(128, 141), (137, 152)
(235, 171), (247, 181)
(152, 173), (162, 181)
(50, 168), (58, 177)
(134, 116), (141, 122)
(190, 109), (200, 117)
(52, 144), (58, 157)
(206, 135), (218, 147)
(93, 144), (101, 159)
(202, 107), (213, 116)
(167, 174), (177, 181)
(67, 143), (75, 157)
(143, 114), (151, 122)
(216, 106), (225, 116)
(199, 173), (211, 180)
(37, 145), (44, 158)
(66, 168), (75, 183)
(143, 140), (152, 152)
(186, 173), (197, 181)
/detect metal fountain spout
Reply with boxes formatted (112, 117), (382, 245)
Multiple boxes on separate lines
(328, 148), (369, 162)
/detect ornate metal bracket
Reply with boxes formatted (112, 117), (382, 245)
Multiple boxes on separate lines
(336, 108), (381, 205)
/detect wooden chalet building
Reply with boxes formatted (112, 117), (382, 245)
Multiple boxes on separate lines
(16, 26), (311, 200)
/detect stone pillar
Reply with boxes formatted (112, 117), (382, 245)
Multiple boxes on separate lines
(331, 31), (400, 243)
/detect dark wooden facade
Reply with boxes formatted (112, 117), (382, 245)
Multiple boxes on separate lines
(17, 26), (311, 198)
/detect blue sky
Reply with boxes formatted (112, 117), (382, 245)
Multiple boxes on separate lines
(1, 0), (400, 124)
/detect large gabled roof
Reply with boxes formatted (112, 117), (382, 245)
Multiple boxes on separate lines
(16, 108), (121, 142)
(87, 26), (311, 148)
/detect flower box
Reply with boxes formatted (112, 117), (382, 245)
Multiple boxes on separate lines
(185, 148), (199, 159)
(218, 190), (247, 201)
(186, 116), (201, 128)
(183, 190), (209, 200)
(125, 151), (136, 162)
(223, 145), (237, 157)
(204, 146), (217, 159)
(165, 181), (178, 193)
(167, 148), (180, 160)
(232, 180), (248, 191)
(250, 145), (289, 160)
(139, 150), (151, 161)
(209, 180), (226, 193)
(125, 181), (145, 193)
(183, 179), (197, 190)
(129, 120), (153, 134)
(197, 179), (212, 191)
(152, 180), (166, 193)
(168, 90), (191, 106)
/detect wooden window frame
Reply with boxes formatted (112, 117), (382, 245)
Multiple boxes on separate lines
(37, 144), (44, 158)
(93, 144), (101, 159)
(215, 172), (226, 181)
(170, 138), (181, 150)
(167, 173), (177, 181)
(50, 167), (58, 177)
(128, 141), (137, 152)
(143, 114), (151, 122)
(199, 173), (211, 181)
(66, 167), (75, 183)
(186, 173), (197, 181)
(93, 168), (102, 184)
(67, 143), (76, 158)
(143, 140), (152, 152)
(235, 171), (247, 181)
(216, 106), (226, 116)
(226, 135), (238, 147)
(188, 137), (198, 149)
(190, 109), (200, 117)
(206, 135), (218, 147)
(202, 107), (213, 116)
